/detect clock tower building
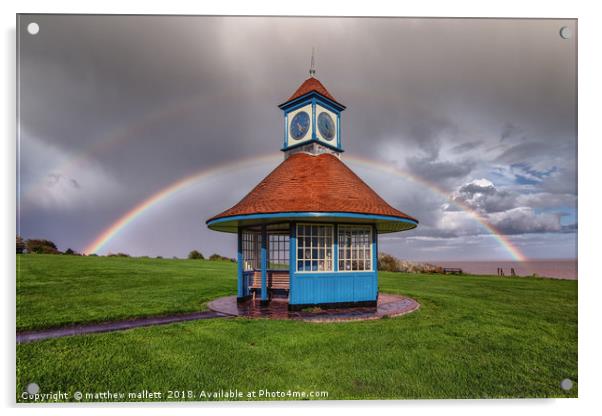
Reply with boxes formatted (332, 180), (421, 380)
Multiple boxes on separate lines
(207, 66), (418, 310)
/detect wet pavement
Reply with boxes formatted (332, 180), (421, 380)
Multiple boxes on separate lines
(17, 293), (420, 344)
(16, 310), (227, 344)
(207, 293), (420, 322)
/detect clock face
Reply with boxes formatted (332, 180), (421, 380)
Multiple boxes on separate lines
(289, 111), (310, 140)
(317, 112), (335, 141)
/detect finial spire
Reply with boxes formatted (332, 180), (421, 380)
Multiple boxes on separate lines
(309, 47), (316, 77)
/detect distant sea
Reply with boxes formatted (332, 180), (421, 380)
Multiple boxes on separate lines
(429, 259), (577, 280)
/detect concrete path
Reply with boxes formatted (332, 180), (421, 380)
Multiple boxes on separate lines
(17, 310), (227, 344)
(208, 293), (420, 322)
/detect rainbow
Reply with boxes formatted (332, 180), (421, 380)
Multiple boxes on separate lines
(348, 156), (527, 261)
(83, 154), (280, 255)
(83, 153), (527, 261)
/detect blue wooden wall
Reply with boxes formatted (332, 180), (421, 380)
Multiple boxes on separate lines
(290, 271), (377, 305)
(288, 222), (379, 306)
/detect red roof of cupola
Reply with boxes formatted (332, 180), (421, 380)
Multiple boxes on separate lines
(284, 77), (343, 107)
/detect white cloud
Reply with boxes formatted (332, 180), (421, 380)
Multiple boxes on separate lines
(440, 178), (564, 235)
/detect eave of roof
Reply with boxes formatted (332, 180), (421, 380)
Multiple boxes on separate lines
(207, 211), (418, 234)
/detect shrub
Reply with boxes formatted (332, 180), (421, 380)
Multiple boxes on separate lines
(107, 252), (130, 257)
(26, 239), (60, 254)
(16, 235), (25, 254)
(378, 253), (444, 274)
(378, 253), (399, 272)
(188, 250), (204, 260)
(209, 253), (235, 262)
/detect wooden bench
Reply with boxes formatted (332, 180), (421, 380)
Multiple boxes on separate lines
(249, 271), (290, 290)
(270, 272), (290, 289)
(443, 268), (463, 275)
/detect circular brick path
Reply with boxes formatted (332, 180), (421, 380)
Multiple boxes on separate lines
(207, 293), (420, 322)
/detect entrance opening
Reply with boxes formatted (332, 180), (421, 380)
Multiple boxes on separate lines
(242, 224), (290, 299)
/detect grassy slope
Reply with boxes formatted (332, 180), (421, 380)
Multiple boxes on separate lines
(16, 255), (577, 400)
(16, 254), (235, 331)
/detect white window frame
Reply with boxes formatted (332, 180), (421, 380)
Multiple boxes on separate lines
(268, 232), (290, 270)
(337, 225), (374, 272)
(241, 230), (261, 272)
(295, 223), (334, 273)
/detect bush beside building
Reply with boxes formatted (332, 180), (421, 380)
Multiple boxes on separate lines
(378, 253), (443, 274)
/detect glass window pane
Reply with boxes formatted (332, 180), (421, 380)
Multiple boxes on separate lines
(295, 224), (334, 271)
(337, 225), (373, 271)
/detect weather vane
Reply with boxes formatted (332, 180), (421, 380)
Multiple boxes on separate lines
(309, 47), (316, 77)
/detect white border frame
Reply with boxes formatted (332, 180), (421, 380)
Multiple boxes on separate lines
(4, 3), (597, 416)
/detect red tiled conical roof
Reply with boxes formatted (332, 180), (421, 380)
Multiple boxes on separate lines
(207, 153), (417, 230)
(284, 77), (342, 106)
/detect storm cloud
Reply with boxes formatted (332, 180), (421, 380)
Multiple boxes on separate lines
(17, 15), (577, 260)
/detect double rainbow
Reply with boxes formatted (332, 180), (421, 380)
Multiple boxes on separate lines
(83, 154), (527, 261)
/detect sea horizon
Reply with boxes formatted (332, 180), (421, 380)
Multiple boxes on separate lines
(424, 258), (577, 280)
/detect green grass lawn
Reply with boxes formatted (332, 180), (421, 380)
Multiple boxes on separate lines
(16, 254), (235, 331)
(16, 254), (577, 401)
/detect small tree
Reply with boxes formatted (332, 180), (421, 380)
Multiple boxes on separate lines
(26, 239), (60, 254)
(378, 253), (399, 272)
(64, 248), (78, 255)
(16, 235), (25, 254)
(188, 250), (204, 260)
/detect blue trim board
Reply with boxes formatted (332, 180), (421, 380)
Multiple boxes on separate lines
(289, 221), (296, 300)
(283, 112), (288, 148)
(372, 224), (378, 293)
(280, 137), (344, 153)
(283, 98), (312, 114)
(260, 225), (267, 301)
(314, 98), (342, 115)
(207, 211), (418, 228)
(243, 271), (253, 297)
(311, 98), (317, 140)
(333, 224), (339, 272)
(337, 113), (341, 149)
(237, 229), (243, 297)
(279, 91), (346, 112)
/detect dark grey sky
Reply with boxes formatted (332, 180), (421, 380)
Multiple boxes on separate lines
(17, 15), (577, 260)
